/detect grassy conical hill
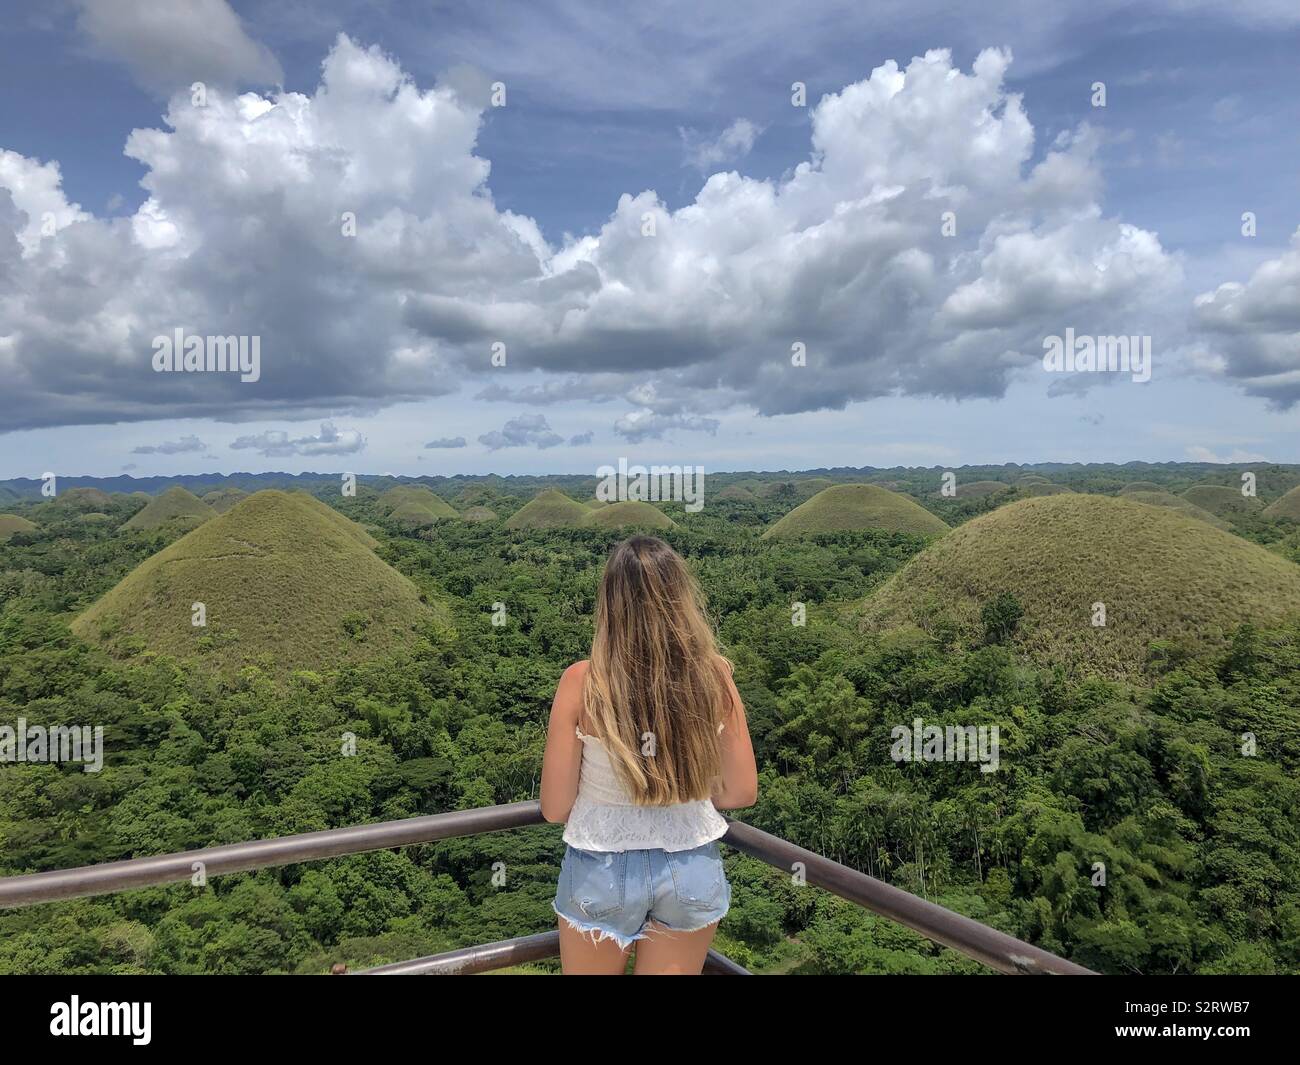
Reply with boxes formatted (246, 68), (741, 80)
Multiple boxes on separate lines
(1120, 491), (1232, 531)
(455, 486), (497, 507)
(762, 485), (948, 539)
(717, 485), (756, 502)
(951, 480), (1012, 500)
(389, 502), (442, 528)
(504, 489), (589, 529)
(1022, 482), (1072, 496)
(860, 494), (1300, 679)
(1118, 481), (1163, 495)
(379, 485), (457, 519)
(73, 491), (432, 672)
(1263, 486), (1300, 521)
(33, 487), (111, 521)
(57, 487), (114, 510)
(0, 514), (38, 542)
(1181, 485), (1263, 520)
(756, 481), (799, 498)
(462, 506), (498, 522)
(795, 477), (837, 497)
(68, 488), (115, 509)
(203, 487), (249, 514)
(289, 491), (379, 550)
(582, 501), (676, 530)
(121, 487), (213, 531)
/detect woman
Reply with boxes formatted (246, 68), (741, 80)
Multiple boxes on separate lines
(540, 536), (758, 975)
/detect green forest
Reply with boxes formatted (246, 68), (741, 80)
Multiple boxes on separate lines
(2, 464), (1299, 975)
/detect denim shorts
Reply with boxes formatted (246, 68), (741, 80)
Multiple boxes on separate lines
(552, 841), (730, 950)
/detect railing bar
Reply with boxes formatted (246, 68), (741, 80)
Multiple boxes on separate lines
(0, 800), (547, 909)
(361, 931), (561, 975)
(702, 949), (751, 975)
(721, 819), (1094, 975)
(359, 933), (750, 975)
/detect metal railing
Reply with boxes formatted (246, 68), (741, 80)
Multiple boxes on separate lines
(0, 800), (544, 908)
(357, 931), (748, 975)
(0, 800), (1094, 975)
(722, 819), (1092, 974)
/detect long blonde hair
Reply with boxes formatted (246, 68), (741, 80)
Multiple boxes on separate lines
(583, 536), (730, 806)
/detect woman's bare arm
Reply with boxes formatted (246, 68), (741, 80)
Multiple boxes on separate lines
(539, 660), (588, 823)
(712, 662), (758, 810)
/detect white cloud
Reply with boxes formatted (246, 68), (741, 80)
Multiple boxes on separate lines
(383, 0), (1300, 120)
(476, 378), (597, 405)
(477, 414), (564, 450)
(0, 151), (89, 254)
(74, 0), (282, 95)
(229, 421), (365, 457)
(681, 119), (762, 171)
(613, 410), (720, 443)
(1185, 445), (1269, 463)
(132, 434), (208, 454)
(494, 48), (1180, 415)
(424, 436), (467, 448)
(1167, 0), (1300, 28)
(1193, 228), (1300, 407)
(0, 38), (1223, 438)
(1209, 95), (1243, 123)
(0, 35), (493, 431)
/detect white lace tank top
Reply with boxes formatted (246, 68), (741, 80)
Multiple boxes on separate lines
(562, 725), (729, 853)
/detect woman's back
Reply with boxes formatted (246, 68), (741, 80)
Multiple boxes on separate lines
(564, 709), (729, 852)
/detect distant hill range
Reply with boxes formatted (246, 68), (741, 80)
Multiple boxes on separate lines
(4, 461), (1299, 504)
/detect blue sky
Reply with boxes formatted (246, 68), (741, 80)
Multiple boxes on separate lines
(1, 0), (1298, 478)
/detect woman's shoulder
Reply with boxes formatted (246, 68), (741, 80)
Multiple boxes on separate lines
(563, 659), (591, 681)
(557, 659), (591, 705)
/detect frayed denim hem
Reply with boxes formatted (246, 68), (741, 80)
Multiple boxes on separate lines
(552, 901), (728, 950)
(552, 901), (645, 952)
(645, 907), (729, 936)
